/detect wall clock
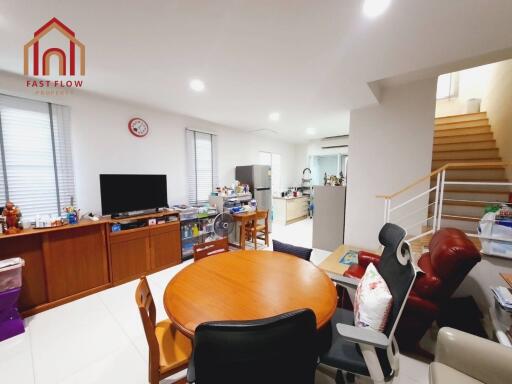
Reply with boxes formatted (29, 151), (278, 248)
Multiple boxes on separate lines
(128, 117), (149, 137)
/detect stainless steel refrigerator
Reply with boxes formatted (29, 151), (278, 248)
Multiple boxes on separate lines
(235, 165), (272, 231)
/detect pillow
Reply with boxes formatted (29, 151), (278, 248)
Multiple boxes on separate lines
(353, 263), (393, 332)
(272, 240), (312, 261)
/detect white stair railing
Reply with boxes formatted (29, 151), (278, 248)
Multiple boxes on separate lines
(378, 162), (512, 257)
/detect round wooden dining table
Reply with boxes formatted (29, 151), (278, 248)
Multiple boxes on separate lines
(163, 250), (337, 338)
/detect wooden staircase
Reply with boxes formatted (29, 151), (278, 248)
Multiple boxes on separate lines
(429, 112), (511, 233)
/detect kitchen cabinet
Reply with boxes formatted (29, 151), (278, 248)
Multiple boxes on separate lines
(272, 196), (309, 225)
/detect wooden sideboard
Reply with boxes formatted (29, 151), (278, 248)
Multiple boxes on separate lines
(0, 212), (181, 316)
(109, 221), (181, 285)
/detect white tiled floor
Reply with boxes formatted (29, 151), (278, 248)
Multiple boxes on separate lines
(0, 218), (429, 384)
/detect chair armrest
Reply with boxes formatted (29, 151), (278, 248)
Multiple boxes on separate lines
(435, 327), (512, 383)
(358, 251), (381, 268)
(326, 272), (359, 289)
(336, 323), (390, 349)
(412, 273), (443, 299)
(187, 359), (196, 383)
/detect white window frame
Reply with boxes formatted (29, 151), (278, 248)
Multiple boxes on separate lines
(436, 72), (459, 100)
(186, 128), (218, 205)
(0, 94), (75, 218)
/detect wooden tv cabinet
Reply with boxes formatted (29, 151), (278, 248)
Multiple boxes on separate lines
(0, 211), (181, 316)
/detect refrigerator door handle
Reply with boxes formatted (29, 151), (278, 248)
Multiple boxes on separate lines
(255, 187), (271, 191)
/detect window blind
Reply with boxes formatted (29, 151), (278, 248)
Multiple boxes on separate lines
(186, 129), (218, 204)
(51, 104), (75, 212)
(0, 94), (75, 218)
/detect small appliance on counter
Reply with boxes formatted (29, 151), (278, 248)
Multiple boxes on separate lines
(209, 193), (252, 213)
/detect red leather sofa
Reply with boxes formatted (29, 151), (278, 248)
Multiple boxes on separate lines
(344, 228), (481, 350)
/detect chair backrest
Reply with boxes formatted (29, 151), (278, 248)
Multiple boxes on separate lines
(191, 309), (318, 384)
(272, 239), (313, 261)
(374, 223), (416, 339)
(193, 237), (229, 261)
(428, 228), (481, 297)
(135, 277), (160, 375)
(255, 210), (268, 221)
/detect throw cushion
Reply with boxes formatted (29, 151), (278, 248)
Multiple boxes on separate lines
(272, 240), (312, 261)
(354, 263), (393, 332)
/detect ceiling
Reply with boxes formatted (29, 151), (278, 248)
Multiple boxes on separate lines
(1, 0), (512, 142)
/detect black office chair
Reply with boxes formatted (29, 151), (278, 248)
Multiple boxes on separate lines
(319, 223), (417, 384)
(272, 239), (313, 261)
(187, 309), (318, 384)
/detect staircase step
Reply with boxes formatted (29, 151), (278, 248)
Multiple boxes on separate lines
(438, 184), (512, 193)
(444, 168), (507, 180)
(439, 214), (480, 222)
(438, 216), (480, 233)
(432, 158), (502, 168)
(443, 200), (495, 207)
(416, 228), (481, 249)
(433, 133), (494, 145)
(431, 189), (511, 203)
(430, 204), (486, 219)
(431, 175), (508, 182)
(435, 119), (489, 130)
(433, 140), (497, 152)
(443, 188), (511, 194)
(432, 148), (499, 160)
(435, 112), (487, 125)
(434, 126), (492, 137)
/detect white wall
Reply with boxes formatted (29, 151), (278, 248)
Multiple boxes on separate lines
(345, 78), (437, 249)
(216, 130), (296, 193)
(435, 63), (496, 117)
(0, 71), (296, 215)
(481, 59), (512, 179)
(294, 136), (349, 186)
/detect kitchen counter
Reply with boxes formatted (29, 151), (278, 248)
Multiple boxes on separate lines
(272, 195), (306, 200)
(272, 196), (309, 225)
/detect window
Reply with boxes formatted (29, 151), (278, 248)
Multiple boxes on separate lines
(186, 129), (218, 204)
(436, 72), (459, 99)
(258, 151), (281, 194)
(0, 94), (75, 218)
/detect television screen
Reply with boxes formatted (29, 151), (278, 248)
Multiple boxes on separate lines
(99, 174), (168, 216)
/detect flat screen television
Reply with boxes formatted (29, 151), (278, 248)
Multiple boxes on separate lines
(99, 174), (168, 216)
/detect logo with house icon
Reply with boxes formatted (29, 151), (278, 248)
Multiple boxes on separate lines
(24, 17), (85, 77)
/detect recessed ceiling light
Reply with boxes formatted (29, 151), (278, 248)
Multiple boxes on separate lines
(306, 127), (316, 135)
(189, 79), (205, 92)
(268, 112), (280, 122)
(363, 0), (391, 18)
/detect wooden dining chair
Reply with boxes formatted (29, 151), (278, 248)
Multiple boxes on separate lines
(193, 237), (229, 261)
(245, 210), (269, 250)
(135, 277), (192, 384)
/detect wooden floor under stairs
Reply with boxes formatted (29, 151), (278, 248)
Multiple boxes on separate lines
(408, 231), (482, 256)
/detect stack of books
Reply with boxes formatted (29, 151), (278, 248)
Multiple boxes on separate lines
(491, 286), (512, 312)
